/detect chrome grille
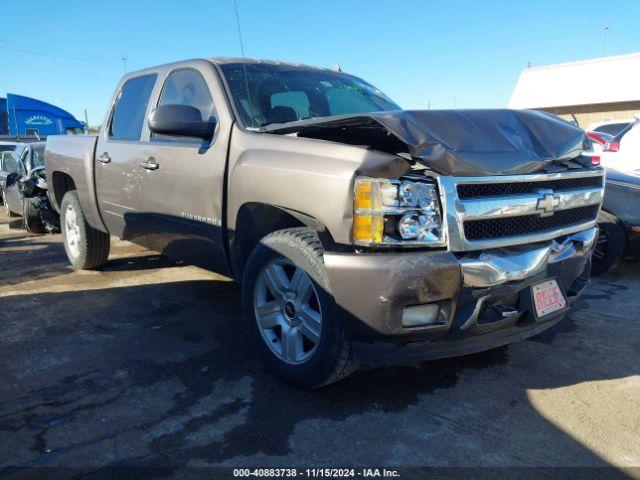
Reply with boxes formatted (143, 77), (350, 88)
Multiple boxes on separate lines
(456, 175), (603, 199)
(438, 170), (604, 251)
(464, 205), (599, 240)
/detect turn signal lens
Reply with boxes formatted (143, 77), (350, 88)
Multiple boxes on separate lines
(353, 214), (384, 244)
(354, 181), (373, 210)
(353, 178), (388, 244)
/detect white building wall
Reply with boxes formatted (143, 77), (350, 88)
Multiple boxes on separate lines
(509, 53), (640, 109)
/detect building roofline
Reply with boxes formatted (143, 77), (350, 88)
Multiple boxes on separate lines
(526, 51), (640, 72)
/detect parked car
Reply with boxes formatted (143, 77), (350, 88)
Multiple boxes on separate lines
(45, 58), (604, 387)
(0, 141), (59, 232)
(587, 119), (633, 137)
(0, 144), (26, 214)
(600, 117), (640, 175)
(0, 140), (24, 156)
(0, 142), (26, 209)
(583, 131), (613, 166)
(593, 169), (640, 275)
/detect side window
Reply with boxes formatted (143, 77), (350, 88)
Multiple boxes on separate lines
(109, 74), (157, 141)
(2, 152), (22, 174)
(159, 68), (214, 117)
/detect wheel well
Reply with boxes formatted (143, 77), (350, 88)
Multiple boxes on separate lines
(599, 208), (629, 243)
(599, 209), (622, 227)
(231, 203), (330, 280)
(51, 172), (76, 211)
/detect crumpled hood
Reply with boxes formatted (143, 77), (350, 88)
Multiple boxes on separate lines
(265, 109), (586, 176)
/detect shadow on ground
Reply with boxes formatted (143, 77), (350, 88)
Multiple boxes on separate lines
(1, 218), (639, 478)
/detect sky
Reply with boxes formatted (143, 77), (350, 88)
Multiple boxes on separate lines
(2, 0), (639, 127)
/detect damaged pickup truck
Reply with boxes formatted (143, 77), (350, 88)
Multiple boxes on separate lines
(45, 59), (604, 387)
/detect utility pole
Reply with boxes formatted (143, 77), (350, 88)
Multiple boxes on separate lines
(527, 59), (532, 68)
(603, 26), (610, 57)
(426, 100), (434, 110)
(84, 110), (89, 133)
(121, 52), (128, 73)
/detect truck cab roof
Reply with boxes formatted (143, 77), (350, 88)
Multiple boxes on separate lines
(123, 57), (337, 80)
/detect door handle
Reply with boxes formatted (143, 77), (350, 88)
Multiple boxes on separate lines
(97, 152), (111, 164)
(139, 157), (159, 170)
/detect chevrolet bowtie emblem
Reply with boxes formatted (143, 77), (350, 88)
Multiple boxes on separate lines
(536, 189), (560, 216)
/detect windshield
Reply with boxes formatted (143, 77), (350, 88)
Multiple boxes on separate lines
(220, 63), (400, 128)
(31, 146), (46, 169)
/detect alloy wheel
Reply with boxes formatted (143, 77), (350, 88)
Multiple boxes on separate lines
(64, 204), (81, 258)
(593, 228), (609, 261)
(254, 258), (323, 365)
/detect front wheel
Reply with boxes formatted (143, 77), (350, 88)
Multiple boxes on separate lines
(60, 190), (110, 269)
(23, 198), (47, 234)
(242, 228), (356, 388)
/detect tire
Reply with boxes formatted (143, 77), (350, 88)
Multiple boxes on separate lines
(60, 190), (110, 269)
(592, 214), (626, 276)
(242, 227), (356, 388)
(22, 197), (47, 234)
(2, 190), (18, 217)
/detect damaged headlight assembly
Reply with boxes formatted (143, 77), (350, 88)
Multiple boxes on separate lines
(353, 176), (445, 247)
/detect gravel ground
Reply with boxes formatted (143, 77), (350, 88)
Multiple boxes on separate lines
(1, 214), (639, 479)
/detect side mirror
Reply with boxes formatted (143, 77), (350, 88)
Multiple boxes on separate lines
(148, 104), (215, 140)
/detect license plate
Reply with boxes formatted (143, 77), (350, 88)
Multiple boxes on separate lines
(532, 279), (567, 318)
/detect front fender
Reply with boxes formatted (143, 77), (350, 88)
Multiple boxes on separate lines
(226, 128), (410, 245)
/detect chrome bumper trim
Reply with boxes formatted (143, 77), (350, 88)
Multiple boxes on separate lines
(460, 227), (597, 288)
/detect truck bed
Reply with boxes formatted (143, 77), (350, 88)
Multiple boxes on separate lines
(44, 135), (106, 232)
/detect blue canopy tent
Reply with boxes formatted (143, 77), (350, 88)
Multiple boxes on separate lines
(1, 93), (85, 137)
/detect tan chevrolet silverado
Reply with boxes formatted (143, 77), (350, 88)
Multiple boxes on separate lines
(45, 58), (604, 387)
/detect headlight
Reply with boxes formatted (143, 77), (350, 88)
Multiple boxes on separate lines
(353, 176), (445, 247)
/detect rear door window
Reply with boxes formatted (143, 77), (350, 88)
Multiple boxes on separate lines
(109, 74), (157, 141)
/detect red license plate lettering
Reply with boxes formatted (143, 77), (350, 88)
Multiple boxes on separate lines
(532, 280), (567, 317)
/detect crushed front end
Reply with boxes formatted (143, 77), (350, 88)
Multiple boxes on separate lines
(325, 168), (604, 364)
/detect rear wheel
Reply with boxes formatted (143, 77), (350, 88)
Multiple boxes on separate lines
(22, 198), (47, 234)
(242, 228), (356, 388)
(61, 190), (110, 269)
(592, 215), (626, 276)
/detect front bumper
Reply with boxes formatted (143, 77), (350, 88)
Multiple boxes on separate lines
(324, 227), (597, 362)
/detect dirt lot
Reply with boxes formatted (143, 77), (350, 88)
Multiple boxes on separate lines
(1, 214), (639, 479)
